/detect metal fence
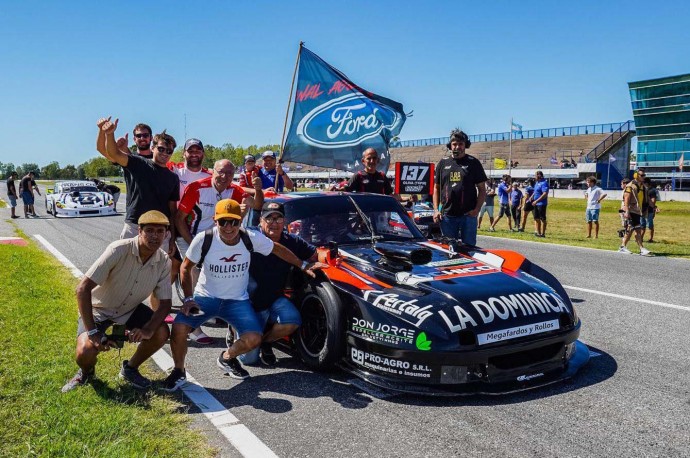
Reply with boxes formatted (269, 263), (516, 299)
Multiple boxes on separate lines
(392, 121), (635, 148)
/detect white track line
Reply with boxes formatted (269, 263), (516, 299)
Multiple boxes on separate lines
(34, 234), (277, 458)
(563, 285), (690, 313)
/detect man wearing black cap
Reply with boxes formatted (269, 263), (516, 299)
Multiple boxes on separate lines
(61, 210), (173, 392)
(258, 151), (293, 192)
(240, 201), (318, 366)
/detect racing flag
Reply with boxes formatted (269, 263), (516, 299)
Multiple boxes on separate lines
(494, 158), (507, 169)
(281, 45), (407, 172)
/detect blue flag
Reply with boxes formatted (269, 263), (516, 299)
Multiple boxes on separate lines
(282, 46), (406, 172)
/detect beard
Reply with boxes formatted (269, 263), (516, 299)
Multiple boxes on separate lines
(186, 157), (202, 168)
(137, 141), (151, 152)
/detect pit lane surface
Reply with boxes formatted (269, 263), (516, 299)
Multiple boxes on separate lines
(12, 186), (690, 457)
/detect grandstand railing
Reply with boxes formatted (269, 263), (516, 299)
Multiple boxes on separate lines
(585, 120), (636, 162)
(392, 121), (635, 148)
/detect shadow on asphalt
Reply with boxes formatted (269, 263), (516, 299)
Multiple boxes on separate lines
(185, 344), (616, 412)
(203, 355), (374, 412)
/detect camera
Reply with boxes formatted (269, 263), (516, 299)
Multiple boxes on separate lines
(617, 218), (630, 238)
(101, 324), (128, 349)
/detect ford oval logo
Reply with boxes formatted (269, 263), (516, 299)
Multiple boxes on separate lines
(296, 93), (402, 149)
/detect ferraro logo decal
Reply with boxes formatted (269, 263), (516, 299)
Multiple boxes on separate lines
(296, 93), (403, 148)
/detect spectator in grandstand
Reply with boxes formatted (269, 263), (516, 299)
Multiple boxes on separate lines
(61, 210), (173, 392)
(641, 176), (660, 243)
(489, 175), (513, 232)
(163, 199), (324, 389)
(519, 178), (535, 232)
(509, 183), (523, 231)
(344, 148), (398, 198)
(619, 171), (651, 255)
(477, 183), (495, 230)
(584, 176), (607, 239)
(6, 171), (19, 219)
(531, 170), (549, 237)
(432, 129), (488, 246)
(258, 151), (293, 192)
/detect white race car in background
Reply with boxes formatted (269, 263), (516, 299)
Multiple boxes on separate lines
(45, 180), (117, 217)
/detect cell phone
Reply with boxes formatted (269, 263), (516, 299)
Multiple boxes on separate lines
(188, 306), (205, 316)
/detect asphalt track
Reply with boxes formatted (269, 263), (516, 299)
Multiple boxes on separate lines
(6, 184), (690, 457)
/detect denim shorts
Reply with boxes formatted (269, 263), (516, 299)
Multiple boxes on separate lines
(7, 195), (17, 207)
(239, 296), (302, 365)
(21, 191), (34, 205)
(174, 295), (262, 336)
(641, 211), (655, 229)
(585, 208), (600, 222)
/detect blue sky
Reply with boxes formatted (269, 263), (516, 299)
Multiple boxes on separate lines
(1, 1), (689, 167)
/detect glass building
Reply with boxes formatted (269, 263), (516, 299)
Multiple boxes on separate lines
(629, 74), (690, 180)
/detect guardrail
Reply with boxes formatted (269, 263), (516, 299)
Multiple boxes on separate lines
(585, 120), (636, 162)
(392, 121), (634, 148)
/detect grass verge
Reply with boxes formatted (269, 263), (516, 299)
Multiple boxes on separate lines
(480, 198), (690, 258)
(0, 232), (214, 457)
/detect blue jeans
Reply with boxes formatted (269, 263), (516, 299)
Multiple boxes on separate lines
(174, 295), (262, 336)
(239, 296), (302, 365)
(440, 214), (479, 246)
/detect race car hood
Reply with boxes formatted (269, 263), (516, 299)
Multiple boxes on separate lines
(330, 240), (576, 350)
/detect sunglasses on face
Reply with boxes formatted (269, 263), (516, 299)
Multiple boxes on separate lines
(134, 133), (151, 139)
(218, 219), (241, 227)
(155, 146), (174, 154)
(263, 216), (284, 224)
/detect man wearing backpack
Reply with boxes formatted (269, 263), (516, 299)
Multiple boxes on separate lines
(163, 199), (325, 390)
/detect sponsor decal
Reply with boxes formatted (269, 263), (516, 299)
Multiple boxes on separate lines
(363, 291), (433, 326)
(351, 348), (432, 378)
(477, 320), (559, 345)
(395, 262), (496, 286)
(415, 332), (432, 351)
(426, 258), (475, 268)
(351, 318), (415, 345)
(439, 292), (570, 333)
(517, 373), (544, 382)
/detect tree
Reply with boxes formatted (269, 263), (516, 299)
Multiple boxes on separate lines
(20, 163), (40, 178)
(41, 161), (62, 180)
(0, 162), (16, 177)
(59, 165), (78, 179)
(81, 157), (120, 179)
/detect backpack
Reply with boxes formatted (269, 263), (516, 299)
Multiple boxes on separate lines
(197, 227), (253, 267)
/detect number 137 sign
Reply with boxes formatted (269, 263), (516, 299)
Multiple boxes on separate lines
(394, 162), (435, 195)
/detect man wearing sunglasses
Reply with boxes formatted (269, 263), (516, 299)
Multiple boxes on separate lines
(238, 201), (319, 366)
(619, 170), (651, 256)
(98, 117), (180, 257)
(258, 151), (293, 192)
(164, 199), (325, 390)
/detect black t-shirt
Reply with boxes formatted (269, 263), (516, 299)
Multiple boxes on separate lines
(123, 154), (180, 223)
(344, 171), (393, 195)
(435, 154), (488, 216)
(249, 229), (315, 311)
(103, 184), (120, 195)
(6, 177), (17, 197)
(19, 176), (36, 193)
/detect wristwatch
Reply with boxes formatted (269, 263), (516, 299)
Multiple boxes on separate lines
(183, 296), (194, 303)
(87, 328), (100, 337)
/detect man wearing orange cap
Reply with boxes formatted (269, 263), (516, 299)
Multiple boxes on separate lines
(62, 210), (173, 392)
(164, 199), (325, 390)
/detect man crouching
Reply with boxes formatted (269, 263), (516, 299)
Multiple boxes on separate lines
(62, 211), (173, 392)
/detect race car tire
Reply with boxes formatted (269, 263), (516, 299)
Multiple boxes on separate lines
(45, 198), (51, 215)
(294, 281), (346, 370)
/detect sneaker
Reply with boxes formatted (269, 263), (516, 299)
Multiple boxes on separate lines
(11, 215), (20, 219)
(647, 239), (655, 243)
(162, 368), (187, 392)
(517, 228), (524, 232)
(640, 248), (652, 256)
(119, 360), (152, 389)
(189, 330), (213, 345)
(260, 343), (277, 366)
(217, 352), (249, 379)
(488, 227), (496, 232)
(61, 368), (94, 393)
(618, 246), (632, 254)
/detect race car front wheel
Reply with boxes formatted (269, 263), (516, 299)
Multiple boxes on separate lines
(294, 281), (345, 370)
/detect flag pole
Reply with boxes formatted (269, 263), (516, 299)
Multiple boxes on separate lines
(606, 153), (611, 189)
(509, 117), (513, 174)
(279, 41), (304, 162)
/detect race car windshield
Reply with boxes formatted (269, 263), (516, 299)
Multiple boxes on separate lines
(283, 195), (425, 246)
(63, 186), (98, 193)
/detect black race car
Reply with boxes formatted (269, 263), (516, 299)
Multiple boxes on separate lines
(272, 192), (590, 395)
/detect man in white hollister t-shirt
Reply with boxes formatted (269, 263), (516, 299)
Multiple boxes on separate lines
(164, 199), (325, 390)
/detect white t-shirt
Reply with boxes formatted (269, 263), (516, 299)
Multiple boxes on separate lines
(585, 186), (604, 209)
(186, 227), (273, 300)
